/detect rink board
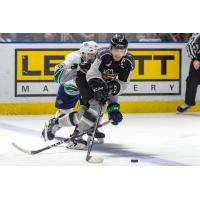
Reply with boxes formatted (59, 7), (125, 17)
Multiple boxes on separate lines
(1, 100), (200, 115)
(0, 42), (199, 114)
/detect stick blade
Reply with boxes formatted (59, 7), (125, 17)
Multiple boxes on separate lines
(86, 156), (104, 164)
(12, 142), (32, 155)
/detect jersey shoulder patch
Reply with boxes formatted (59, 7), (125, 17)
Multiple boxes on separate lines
(123, 53), (135, 69)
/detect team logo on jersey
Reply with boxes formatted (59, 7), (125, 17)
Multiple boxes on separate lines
(102, 69), (116, 81)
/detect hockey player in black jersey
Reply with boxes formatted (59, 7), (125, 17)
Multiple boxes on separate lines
(177, 33), (200, 113)
(67, 34), (135, 149)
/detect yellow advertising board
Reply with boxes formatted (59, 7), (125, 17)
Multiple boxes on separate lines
(15, 48), (181, 97)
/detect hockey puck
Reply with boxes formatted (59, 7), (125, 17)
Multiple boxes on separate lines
(131, 159), (138, 163)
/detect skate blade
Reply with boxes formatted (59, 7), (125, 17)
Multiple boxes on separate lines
(43, 123), (49, 142)
(95, 138), (104, 144)
(66, 141), (86, 150)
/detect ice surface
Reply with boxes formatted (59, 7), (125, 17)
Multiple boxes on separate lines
(0, 113), (200, 166)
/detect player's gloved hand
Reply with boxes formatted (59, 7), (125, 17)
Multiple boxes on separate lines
(107, 103), (123, 125)
(79, 62), (91, 72)
(88, 78), (109, 104)
(108, 80), (121, 95)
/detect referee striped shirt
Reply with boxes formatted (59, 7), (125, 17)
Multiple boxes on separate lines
(186, 33), (200, 60)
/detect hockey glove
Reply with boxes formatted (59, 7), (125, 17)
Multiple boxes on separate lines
(88, 78), (109, 104)
(108, 80), (121, 95)
(107, 103), (123, 125)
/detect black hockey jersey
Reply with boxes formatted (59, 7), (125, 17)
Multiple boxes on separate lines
(96, 47), (135, 82)
(86, 47), (135, 96)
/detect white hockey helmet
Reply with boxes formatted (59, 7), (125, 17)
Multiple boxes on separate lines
(80, 41), (98, 54)
(80, 41), (98, 62)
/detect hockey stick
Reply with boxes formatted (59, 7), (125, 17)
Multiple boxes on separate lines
(12, 120), (112, 155)
(86, 104), (104, 164)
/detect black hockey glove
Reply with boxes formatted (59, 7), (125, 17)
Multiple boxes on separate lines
(79, 62), (91, 72)
(88, 78), (109, 104)
(108, 80), (121, 96)
(107, 103), (123, 125)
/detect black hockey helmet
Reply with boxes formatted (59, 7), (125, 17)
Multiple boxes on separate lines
(110, 34), (128, 49)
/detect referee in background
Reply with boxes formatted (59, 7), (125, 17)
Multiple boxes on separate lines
(177, 33), (200, 112)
